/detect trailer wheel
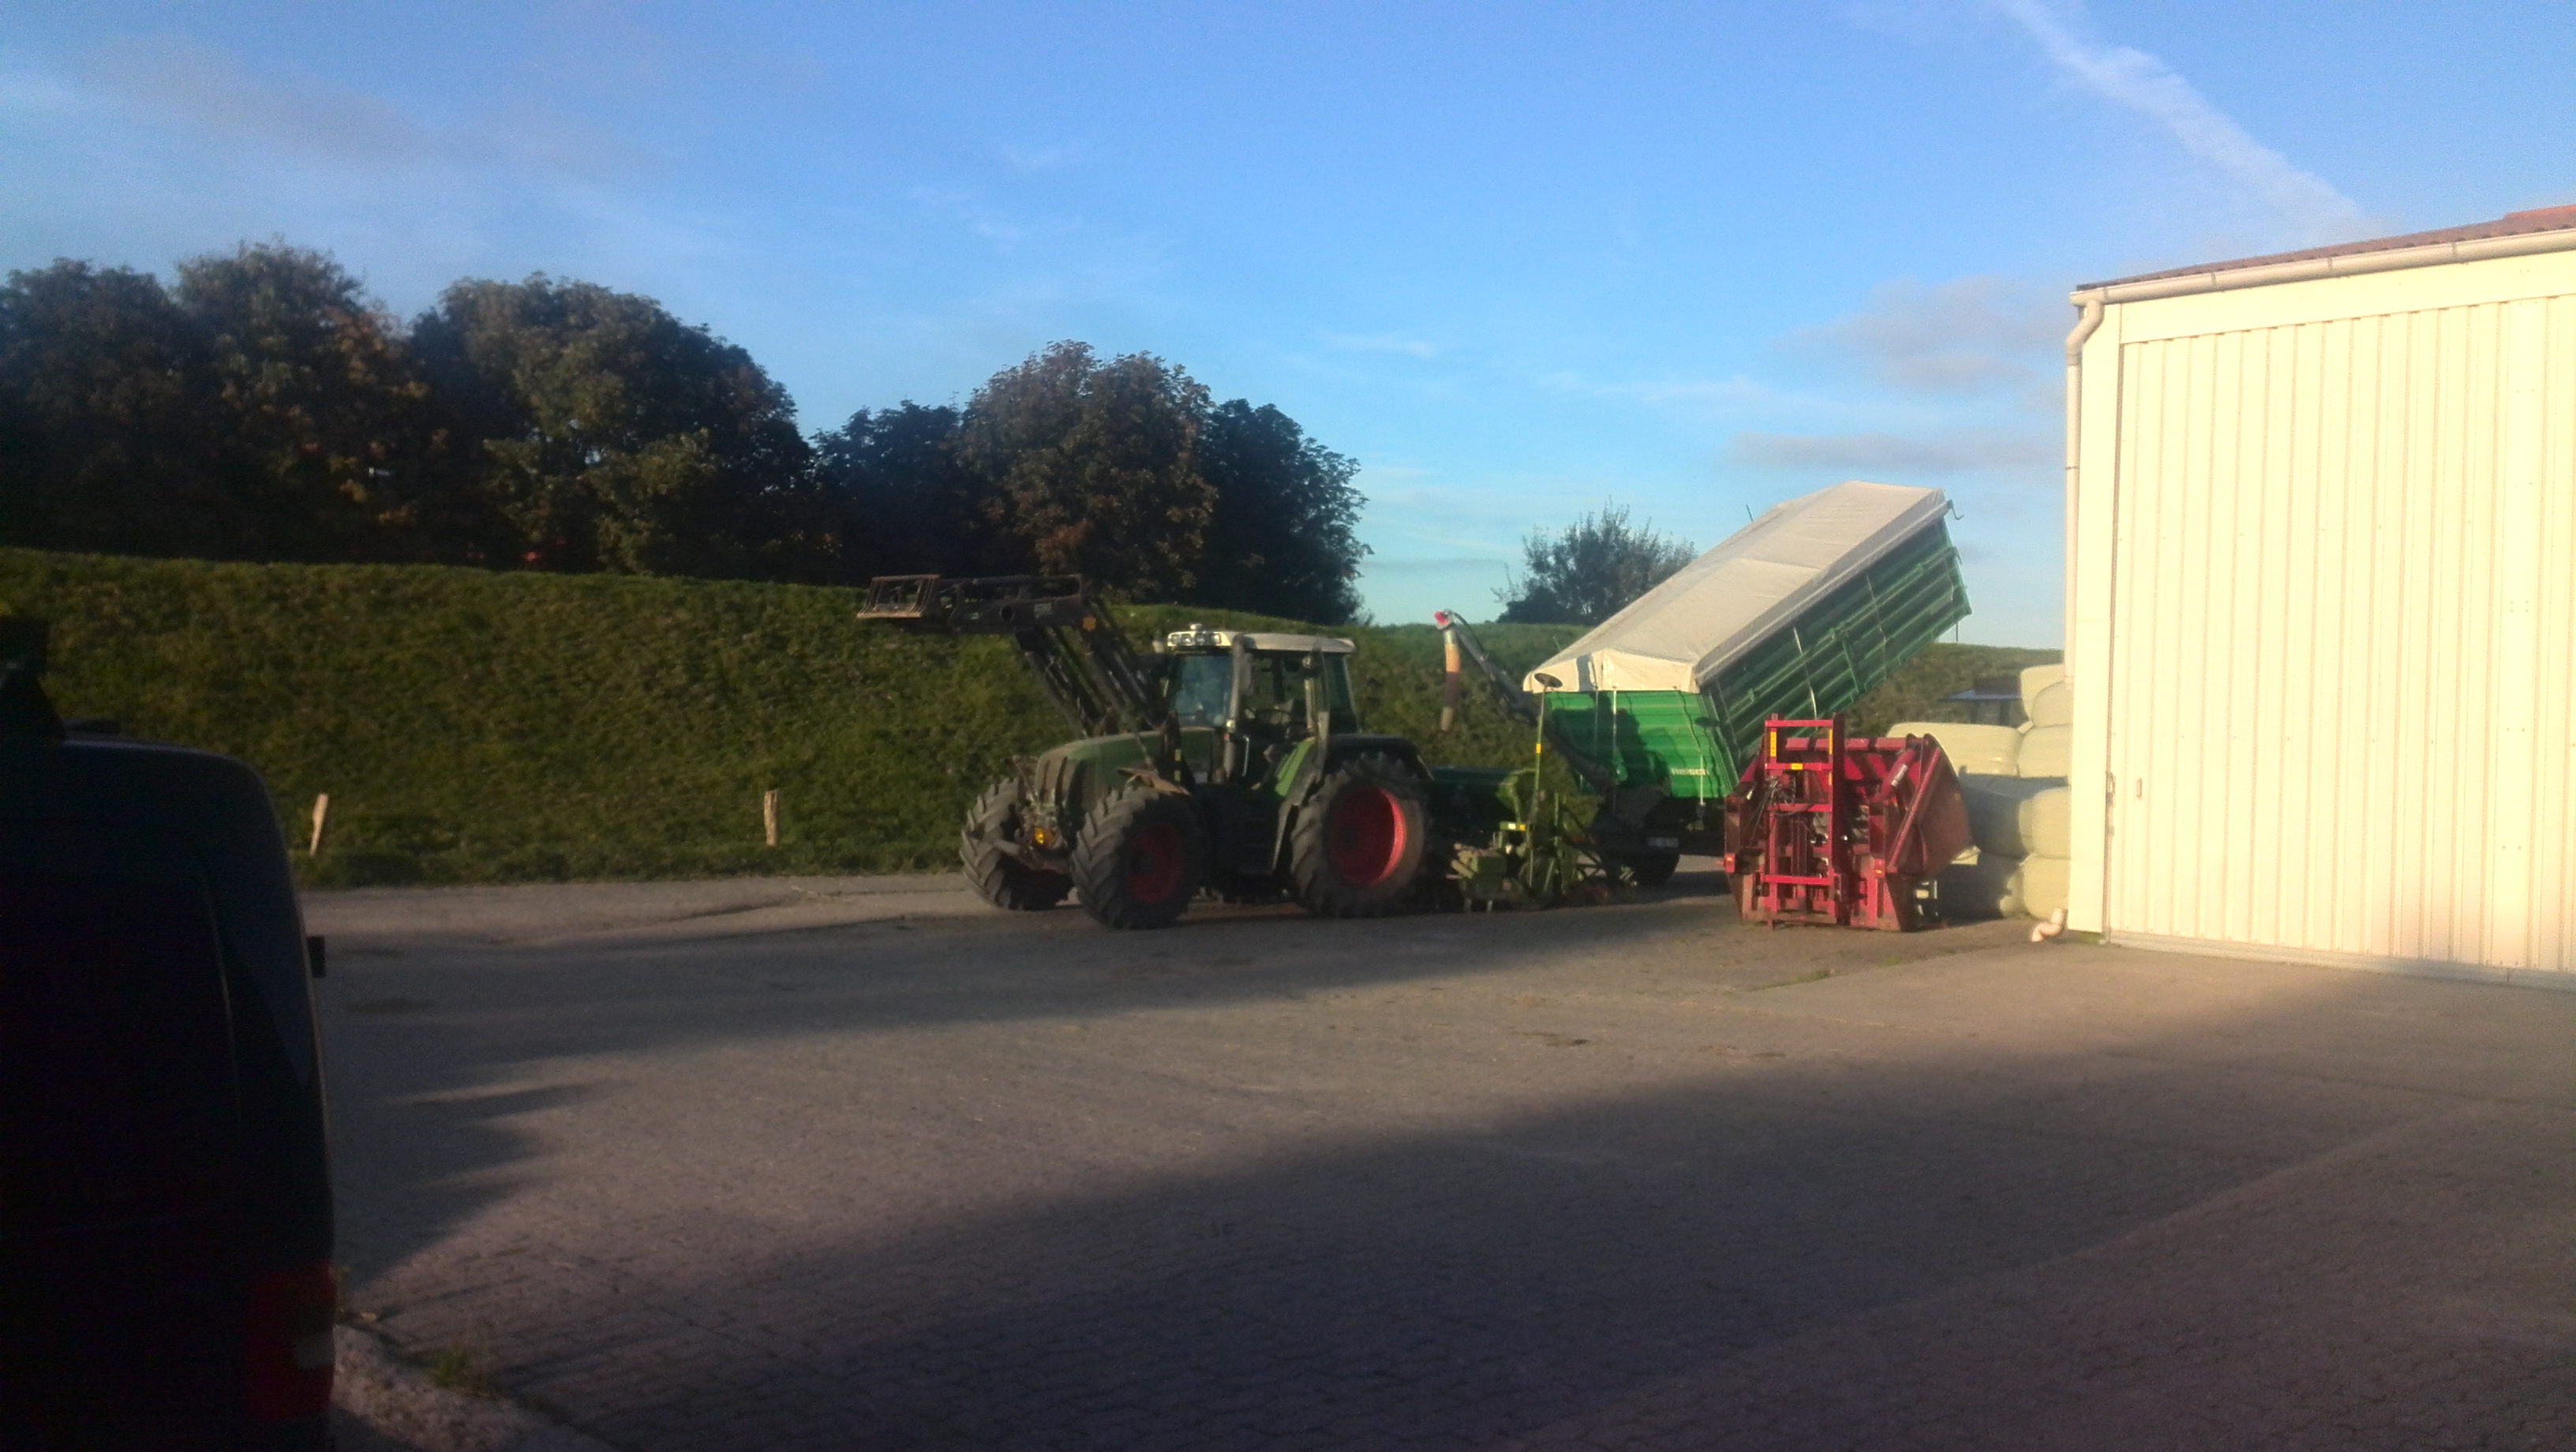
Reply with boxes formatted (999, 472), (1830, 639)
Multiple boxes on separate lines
(1616, 850), (1682, 887)
(1071, 786), (1206, 929)
(962, 778), (1073, 911)
(1290, 753), (1428, 919)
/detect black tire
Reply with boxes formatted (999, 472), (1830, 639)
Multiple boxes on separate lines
(961, 777), (1073, 911)
(1619, 850), (1682, 887)
(1289, 752), (1430, 918)
(1070, 785), (1207, 929)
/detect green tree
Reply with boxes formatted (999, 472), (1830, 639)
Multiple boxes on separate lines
(1496, 502), (1696, 625)
(811, 402), (1009, 579)
(411, 275), (817, 577)
(0, 260), (222, 556)
(174, 242), (446, 562)
(1194, 399), (1368, 624)
(957, 341), (1213, 599)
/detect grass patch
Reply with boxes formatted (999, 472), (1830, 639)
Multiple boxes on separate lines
(1, 549), (1577, 885)
(423, 1339), (496, 1398)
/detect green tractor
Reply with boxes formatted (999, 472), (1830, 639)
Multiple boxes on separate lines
(861, 574), (1443, 929)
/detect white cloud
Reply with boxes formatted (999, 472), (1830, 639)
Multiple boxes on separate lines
(1727, 428), (2057, 474)
(1792, 275), (2065, 394)
(1992, 1), (2365, 245)
(80, 35), (653, 181)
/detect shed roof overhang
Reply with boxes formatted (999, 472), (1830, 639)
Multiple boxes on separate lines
(2075, 205), (2576, 306)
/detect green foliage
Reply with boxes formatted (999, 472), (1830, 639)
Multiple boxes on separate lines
(819, 376), (1373, 625)
(956, 342), (1215, 598)
(0, 247), (444, 564)
(0, 260), (216, 555)
(6, 243), (1371, 623)
(410, 275), (817, 578)
(1496, 501), (1696, 625)
(1194, 400), (1368, 624)
(810, 402), (1002, 578)
(1845, 642), (2062, 735)
(0, 549), (1580, 885)
(174, 244), (444, 562)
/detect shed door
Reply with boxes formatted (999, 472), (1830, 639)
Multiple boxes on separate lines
(2100, 283), (2576, 971)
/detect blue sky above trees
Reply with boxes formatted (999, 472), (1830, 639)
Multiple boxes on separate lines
(5, 2), (2570, 642)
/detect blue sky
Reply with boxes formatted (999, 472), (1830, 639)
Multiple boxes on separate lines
(6, 2), (2570, 642)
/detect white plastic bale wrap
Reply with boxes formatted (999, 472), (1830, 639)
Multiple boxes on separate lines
(2012, 856), (2072, 921)
(1957, 777), (2073, 859)
(2016, 724), (2073, 778)
(2024, 788), (2072, 858)
(1523, 481), (1950, 694)
(2024, 679), (2075, 728)
(1888, 721), (2020, 777)
(2019, 662), (2065, 709)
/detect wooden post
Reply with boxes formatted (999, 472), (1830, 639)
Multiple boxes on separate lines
(762, 788), (779, 848)
(309, 793), (331, 855)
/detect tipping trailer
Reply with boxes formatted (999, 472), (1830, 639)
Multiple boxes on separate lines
(1436, 481), (1978, 923)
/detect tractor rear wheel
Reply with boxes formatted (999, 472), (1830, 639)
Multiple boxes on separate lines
(1289, 753), (1429, 919)
(1070, 785), (1207, 930)
(961, 777), (1072, 911)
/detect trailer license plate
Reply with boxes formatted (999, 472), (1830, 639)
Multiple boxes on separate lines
(1648, 836), (1678, 848)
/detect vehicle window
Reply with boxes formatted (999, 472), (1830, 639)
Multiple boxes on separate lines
(1319, 658), (1358, 729)
(1167, 654), (1234, 728)
(0, 825), (238, 1231)
(1237, 653), (1357, 734)
(1240, 657), (1304, 732)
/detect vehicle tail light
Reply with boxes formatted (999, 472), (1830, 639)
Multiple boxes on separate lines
(245, 1260), (336, 1422)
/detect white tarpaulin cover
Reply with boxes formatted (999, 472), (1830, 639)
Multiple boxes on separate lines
(1522, 481), (1949, 694)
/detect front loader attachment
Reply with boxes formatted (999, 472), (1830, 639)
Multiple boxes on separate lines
(860, 574), (1162, 738)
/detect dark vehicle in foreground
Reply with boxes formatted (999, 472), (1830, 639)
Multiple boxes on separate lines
(0, 622), (335, 1450)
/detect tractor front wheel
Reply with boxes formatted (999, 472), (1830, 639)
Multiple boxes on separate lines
(1070, 786), (1207, 930)
(962, 778), (1073, 911)
(1289, 753), (1429, 919)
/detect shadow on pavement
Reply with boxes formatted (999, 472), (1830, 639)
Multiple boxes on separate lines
(318, 911), (2576, 1450)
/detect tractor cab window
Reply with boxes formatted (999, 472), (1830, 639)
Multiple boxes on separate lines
(1166, 653), (1234, 728)
(1241, 652), (1357, 735)
(1317, 657), (1359, 730)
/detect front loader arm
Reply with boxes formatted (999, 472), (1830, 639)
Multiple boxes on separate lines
(862, 574), (1163, 737)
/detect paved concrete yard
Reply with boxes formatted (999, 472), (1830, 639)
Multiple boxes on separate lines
(308, 869), (2576, 1451)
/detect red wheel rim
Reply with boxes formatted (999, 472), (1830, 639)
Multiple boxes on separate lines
(1325, 784), (1408, 885)
(1125, 821), (1186, 903)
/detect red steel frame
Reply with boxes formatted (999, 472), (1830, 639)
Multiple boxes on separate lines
(1729, 714), (1971, 932)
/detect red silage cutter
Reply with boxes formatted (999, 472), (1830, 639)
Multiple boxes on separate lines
(1725, 715), (1971, 931)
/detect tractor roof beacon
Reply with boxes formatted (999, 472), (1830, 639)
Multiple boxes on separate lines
(861, 575), (1434, 930)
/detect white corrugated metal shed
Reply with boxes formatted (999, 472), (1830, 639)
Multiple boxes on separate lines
(1522, 481), (1947, 694)
(2063, 204), (2576, 988)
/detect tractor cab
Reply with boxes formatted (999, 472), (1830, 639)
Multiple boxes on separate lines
(1157, 626), (1359, 783)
